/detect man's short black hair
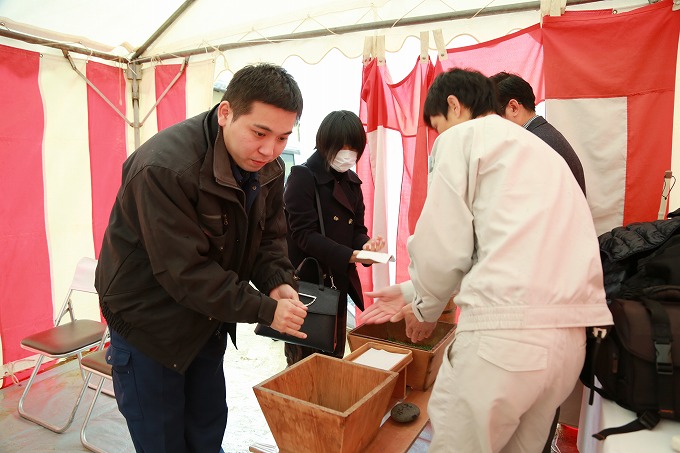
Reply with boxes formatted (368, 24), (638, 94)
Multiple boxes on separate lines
(489, 72), (536, 112)
(423, 68), (499, 128)
(222, 63), (303, 122)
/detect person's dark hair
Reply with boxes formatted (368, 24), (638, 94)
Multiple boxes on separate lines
(315, 110), (367, 167)
(489, 72), (536, 112)
(221, 63), (303, 122)
(423, 68), (499, 128)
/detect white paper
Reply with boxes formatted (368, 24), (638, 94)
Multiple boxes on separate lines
(356, 250), (395, 263)
(351, 348), (408, 371)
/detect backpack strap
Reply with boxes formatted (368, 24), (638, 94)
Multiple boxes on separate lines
(593, 411), (660, 440)
(593, 297), (673, 441)
(641, 297), (675, 418)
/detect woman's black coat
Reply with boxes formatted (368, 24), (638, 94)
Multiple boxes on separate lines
(284, 151), (370, 310)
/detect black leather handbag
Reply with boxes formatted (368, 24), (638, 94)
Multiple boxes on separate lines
(254, 257), (339, 352)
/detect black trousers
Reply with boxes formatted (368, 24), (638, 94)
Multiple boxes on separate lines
(107, 329), (228, 453)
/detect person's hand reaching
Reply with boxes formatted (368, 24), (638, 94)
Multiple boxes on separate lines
(362, 235), (385, 252)
(398, 304), (437, 343)
(362, 284), (406, 324)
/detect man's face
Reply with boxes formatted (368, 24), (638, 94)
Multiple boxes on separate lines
(429, 110), (467, 134)
(218, 101), (297, 172)
(428, 95), (472, 134)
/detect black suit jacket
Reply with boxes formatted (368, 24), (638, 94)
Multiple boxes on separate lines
(527, 116), (587, 195)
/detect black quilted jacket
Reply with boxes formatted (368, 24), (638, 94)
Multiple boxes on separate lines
(598, 217), (680, 298)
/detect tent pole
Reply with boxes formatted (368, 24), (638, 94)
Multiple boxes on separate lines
(130, 0), (197, 61)
(128, 63), (143, 150)
(0, 28), (125, 62)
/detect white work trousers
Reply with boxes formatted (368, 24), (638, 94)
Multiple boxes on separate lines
(427, 327), (585, 453)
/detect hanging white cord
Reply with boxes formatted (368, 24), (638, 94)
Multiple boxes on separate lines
(658, 170), (675, 220)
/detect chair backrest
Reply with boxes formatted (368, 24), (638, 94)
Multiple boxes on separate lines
(70, 257), (98, 293)
(57, 257), (98, 325)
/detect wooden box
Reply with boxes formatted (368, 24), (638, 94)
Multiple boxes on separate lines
(347, 320), (455, 391)
(344, 342), (413, 400)
(253, 354), (398, 453)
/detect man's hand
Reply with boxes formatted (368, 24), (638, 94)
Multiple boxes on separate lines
(270, 284), (299, 301)
(270, 285), (306, 339)
(401, 304), (437, 343)
(362, 284), (406, 324)
(269, 297), (308, 339)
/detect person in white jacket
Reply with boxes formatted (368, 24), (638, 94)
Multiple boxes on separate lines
(362, 68), (613, 453)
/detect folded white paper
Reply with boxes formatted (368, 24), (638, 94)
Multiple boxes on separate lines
(356, 250), (395, 263)
(351, 348), (408, 370)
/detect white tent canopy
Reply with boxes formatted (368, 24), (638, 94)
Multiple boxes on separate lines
(0, 0), (650, 68)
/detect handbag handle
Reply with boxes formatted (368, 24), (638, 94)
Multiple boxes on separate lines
(294, 257), (326, 291)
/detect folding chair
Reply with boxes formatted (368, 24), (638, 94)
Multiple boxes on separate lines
(18, 256), (107, 433)
(80, 327), (114, 453)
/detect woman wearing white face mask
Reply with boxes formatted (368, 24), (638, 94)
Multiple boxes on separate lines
(283, 110), (385, 365)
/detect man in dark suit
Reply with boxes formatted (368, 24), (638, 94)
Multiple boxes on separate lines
(491, 72), (586, 196)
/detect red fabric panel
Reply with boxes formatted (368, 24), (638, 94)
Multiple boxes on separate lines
(543, 0), (679, 99)
(543, 0), (680, 225)
(437, 24), (544, 103)
(0, 45), (53, 373)
(360, 60), (401, 134)
(155, 64), (187, 131)
(395, 61), (434, 284)
(357, 60), (388, 308)
(625, 91), (675, 223)
(360, 59), (438, 289)
(86, 62), (127, 258)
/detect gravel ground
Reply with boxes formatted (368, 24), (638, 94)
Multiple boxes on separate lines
(222, 325), (288, 452)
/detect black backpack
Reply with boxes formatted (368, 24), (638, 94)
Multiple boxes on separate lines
(581, 232), (680, 439)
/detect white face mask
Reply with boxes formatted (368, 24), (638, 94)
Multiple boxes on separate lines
(330, 149), (358, 173)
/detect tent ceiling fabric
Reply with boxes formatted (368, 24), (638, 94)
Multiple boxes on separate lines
(0, 0), (647, 68)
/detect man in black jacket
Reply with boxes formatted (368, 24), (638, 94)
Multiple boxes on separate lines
(491, 71), (586, 195)
(95, 63), (308, 453)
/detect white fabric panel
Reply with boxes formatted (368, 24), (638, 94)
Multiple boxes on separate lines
(366, 126), (391, 289)
(546, 98), (628, 236)
(186, 57), (215, 117)
(384, 128), (404, 285)
(671, 30), (680, 214)
(282, 52), (364, 162)
(39, 54), (98, 320)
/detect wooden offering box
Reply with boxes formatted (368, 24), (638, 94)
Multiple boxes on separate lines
(348, 320), (455, 391)
(253, 354), (398, 453)
(344, 342), (413, 400)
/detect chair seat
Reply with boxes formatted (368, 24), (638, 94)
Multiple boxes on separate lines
(21, 320), (107, 356)
(81, 350), (112, 377)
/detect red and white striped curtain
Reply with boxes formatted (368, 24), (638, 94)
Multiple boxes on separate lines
(357, 0), (679, 312)
(0, 47), (213, 387)
(543, 0), (680, 234)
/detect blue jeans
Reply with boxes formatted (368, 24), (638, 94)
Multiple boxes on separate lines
(107, 329), (228, 453)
